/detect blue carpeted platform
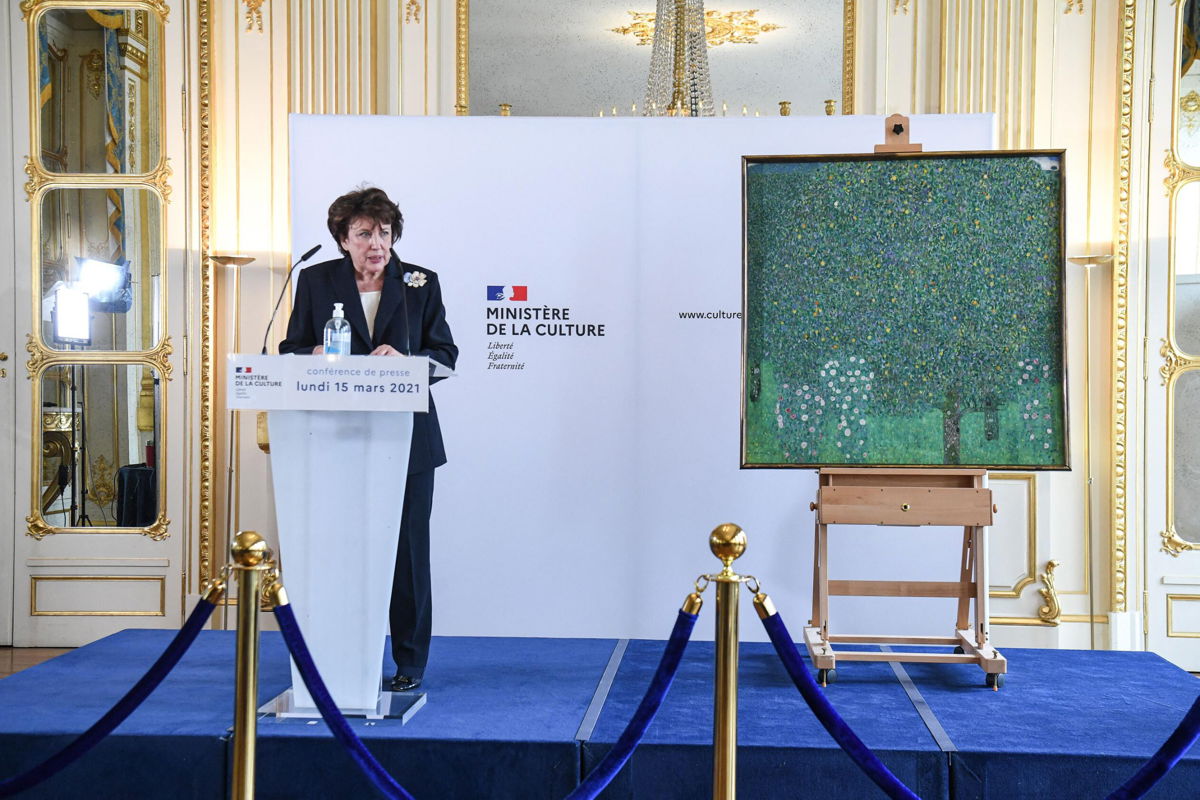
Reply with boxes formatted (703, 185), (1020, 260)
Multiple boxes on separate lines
(0, 630), (1197, 798)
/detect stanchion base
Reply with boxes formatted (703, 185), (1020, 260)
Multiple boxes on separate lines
(258, 689), (427, 722)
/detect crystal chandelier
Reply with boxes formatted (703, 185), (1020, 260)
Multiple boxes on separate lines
(643, 0), (715, 117)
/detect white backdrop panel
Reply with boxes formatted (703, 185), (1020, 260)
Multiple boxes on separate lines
(289, 114), (995, 641)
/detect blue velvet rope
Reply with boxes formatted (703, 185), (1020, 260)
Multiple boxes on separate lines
(566, 608), (698, 800)
(273, 603), (416, 800)
(1106, 692), (1200, 800)
(0, 598), (217, 798)
(760, 611), (921, 800)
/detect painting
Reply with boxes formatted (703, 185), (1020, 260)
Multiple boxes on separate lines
(742, 151), (1068, 469)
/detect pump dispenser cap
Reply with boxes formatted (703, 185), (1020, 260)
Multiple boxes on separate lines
(332, 302), (344, 318)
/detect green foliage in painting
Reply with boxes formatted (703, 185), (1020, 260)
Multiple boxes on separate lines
(743, 153), (1066, 468)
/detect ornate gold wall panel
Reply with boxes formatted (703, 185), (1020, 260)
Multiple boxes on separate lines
(30, 575), (166, 616)
(1166, 594), (1200, 638)
(988, 473), (1037, 598)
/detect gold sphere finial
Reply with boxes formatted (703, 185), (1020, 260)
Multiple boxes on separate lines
(231, 530), (270, 567)
(709, 523), (746, 569)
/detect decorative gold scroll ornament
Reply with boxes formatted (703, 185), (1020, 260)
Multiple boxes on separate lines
(1162, 528), (1200, 557)
(1164, 151), (1200, 196)
(1158, 338), (1200, 386)
(611, 9), (783, 47)
(243, 0), (264, 32)
(87, 455), (116, 507)
(1037, 560), (1062, 625)
(1182, 91), (1200, 135)
(406, 0), (422, 24)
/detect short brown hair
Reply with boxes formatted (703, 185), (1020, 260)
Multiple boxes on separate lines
(326, 187), (404, 254)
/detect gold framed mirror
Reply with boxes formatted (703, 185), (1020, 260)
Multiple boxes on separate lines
(30, 4), (164, 177)
(35, 185), (164, 353)
(29, 362), (167, 539)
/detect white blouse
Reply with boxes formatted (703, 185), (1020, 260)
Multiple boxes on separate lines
(360, 290), (382, 340)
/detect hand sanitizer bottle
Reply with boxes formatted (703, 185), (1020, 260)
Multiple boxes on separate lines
(323, 302), (351, 356)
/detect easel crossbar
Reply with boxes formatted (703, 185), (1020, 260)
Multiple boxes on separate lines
(828, 580), (976, 598)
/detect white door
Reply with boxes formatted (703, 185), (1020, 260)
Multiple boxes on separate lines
(1144, 0), (1200, 668)
(8, 4), (184, 646)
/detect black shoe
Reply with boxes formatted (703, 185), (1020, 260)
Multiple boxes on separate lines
(390, 674), (422, 692)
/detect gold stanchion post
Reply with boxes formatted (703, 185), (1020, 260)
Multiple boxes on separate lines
(709, 523), (747, 800)
(231, 530), (271, 800)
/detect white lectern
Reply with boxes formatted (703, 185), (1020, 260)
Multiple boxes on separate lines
(227, 354), (440, 718)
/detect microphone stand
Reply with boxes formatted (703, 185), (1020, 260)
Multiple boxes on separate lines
(261, 244), (322, 354)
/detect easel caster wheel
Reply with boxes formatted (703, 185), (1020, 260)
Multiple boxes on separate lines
(817, 668), (837, 686)
(986, 673), (1005, 690)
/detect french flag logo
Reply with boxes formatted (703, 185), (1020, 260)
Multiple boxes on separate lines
(487, 285), (528, 301)
(236, 366), (252, 374)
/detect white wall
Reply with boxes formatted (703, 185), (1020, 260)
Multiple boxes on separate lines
(290, 113), (995, 640)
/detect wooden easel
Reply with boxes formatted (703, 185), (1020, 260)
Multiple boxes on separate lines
(804, 468), (1007, 689)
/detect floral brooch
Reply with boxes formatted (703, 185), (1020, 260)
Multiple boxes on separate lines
(403, 271), (428, 288)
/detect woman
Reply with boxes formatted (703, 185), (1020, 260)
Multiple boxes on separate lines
(280, 186), (457, 692)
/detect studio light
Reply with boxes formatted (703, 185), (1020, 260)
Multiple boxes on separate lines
(52, 284), (92, 346)
(75, 256), (132, 312)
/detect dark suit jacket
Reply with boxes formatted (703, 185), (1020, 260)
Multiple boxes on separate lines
(279, 253), (458, 474)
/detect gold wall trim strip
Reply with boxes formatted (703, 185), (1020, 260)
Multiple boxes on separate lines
(842, 0), (856, 114)
(198, 0), (216, 588)
(30, 575), (167, 616)
(455, 0), (468, 115)
(991, 614), (1108, 626)
(1110, 0), (1135, 613)
(1166, 593), (1200, 638)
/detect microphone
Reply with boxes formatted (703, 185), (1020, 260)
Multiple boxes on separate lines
(261, 244), (322, 354)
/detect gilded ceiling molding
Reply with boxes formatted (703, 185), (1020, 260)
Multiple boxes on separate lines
(1161, 528), (1200, 557)
(198, 0), (215, 586)
(455, 0), (469, 115)
(244, 0), (265, 32)
(1111, 0), (1135, 614)
(1163, 150), (1200, 195)
(1037, 560), (1062, 625)
(842, 0), (856, 115)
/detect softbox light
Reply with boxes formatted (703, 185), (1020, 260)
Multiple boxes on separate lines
(75, 257), (132, 313)
(52, 284), (92, 346)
